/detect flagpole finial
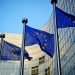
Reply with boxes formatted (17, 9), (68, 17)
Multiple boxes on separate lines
(0, 34), (5, 38)
(51, 0), (57, 4)
(22, 18), (28, 24)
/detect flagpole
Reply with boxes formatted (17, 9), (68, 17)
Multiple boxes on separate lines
(51, 0), (62, 75)
(0, 34), (5, 55)
(19, 18), (28, 75)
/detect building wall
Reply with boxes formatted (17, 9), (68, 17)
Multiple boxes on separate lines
(45, 0), (75, 75)
(41, 0), (75, 75)
(0, 33), (51, 75)
(4, 33), (22, 47)
(0, 33), (22, 75)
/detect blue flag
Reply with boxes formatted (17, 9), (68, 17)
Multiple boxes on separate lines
(25, 25), (54, 57)
(56, 7), (75, 28)
(0, 41), (32, 60)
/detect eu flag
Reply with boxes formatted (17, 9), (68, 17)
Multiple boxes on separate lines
(25, 25), (54, 57)
(0, 41), (20, 60)
(0, 41), (32, 60)
(56, 7), (75, 28)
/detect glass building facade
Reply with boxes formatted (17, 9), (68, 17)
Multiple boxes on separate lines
(52, 0), (75, 75)
(0, 0), (75, 75)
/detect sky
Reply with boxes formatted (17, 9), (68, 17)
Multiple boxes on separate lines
(0, 0), (53, 33)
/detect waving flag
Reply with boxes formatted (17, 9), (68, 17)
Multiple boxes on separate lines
(0, 41), (32, 60)
(56, 7), (75, 28)
(25, 25), (54, 57)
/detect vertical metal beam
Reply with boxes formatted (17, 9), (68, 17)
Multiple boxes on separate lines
(19, 18), (28, 75)
(0, 34), (5, 56)
(51, 0), (62, 75)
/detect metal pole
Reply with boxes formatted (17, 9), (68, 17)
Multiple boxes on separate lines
(51, 0), (62, 75)
(0, 34), (5, 56)
(19, 18), (28, 75)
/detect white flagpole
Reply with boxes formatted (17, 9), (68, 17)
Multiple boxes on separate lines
(51, 0), (62, 75)
(19, 18), (28, 75)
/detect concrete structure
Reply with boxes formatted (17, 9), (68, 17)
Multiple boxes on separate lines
(0, 33), (51, 75)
